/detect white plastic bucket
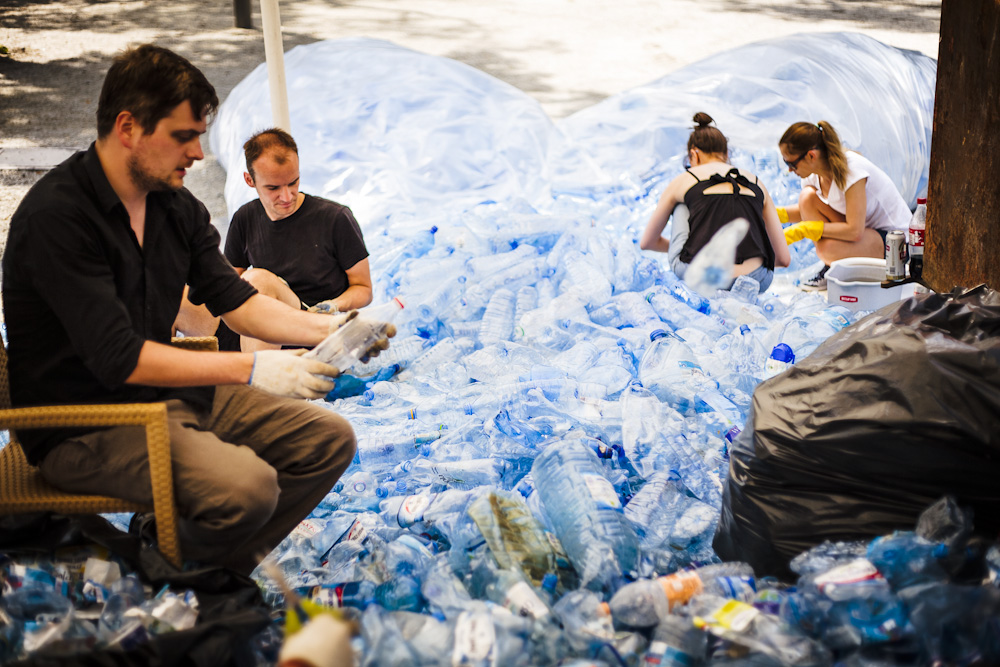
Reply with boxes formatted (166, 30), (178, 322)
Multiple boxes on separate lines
(826, 257), (912, 312)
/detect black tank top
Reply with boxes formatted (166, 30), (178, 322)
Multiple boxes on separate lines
(679, 168), (775, 270)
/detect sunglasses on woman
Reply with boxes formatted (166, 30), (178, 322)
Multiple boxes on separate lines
(784, 148), (815, 171)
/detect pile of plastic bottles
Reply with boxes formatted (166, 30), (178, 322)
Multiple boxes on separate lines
(1, 31), (960, 665)
(0, 548), (200, 661)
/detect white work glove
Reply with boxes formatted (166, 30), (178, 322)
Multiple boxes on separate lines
(324, 309), (395, 361)
(278, 613), (354, 667)
(306, 299), (341, 315)
(249, 349), (339, 400)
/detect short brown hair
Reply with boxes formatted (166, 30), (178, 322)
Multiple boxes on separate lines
(243, 128), (299, 180)
(97, 44), (218, 138)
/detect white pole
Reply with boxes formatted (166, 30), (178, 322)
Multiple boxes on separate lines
(259, 0), (291, 132)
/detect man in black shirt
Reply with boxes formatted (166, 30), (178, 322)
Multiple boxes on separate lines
(1, 44), (388, 574)
(174, 128), (372, 352)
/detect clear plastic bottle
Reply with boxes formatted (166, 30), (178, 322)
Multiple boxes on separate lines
(763, 343), (795, 379)
(485, 568), (552, 620)
(380, 226), (438, 278)
(513, 284), (539, 325)
(415, 275), (467, 323)
(623, 470), (685, 547)
(689, 593), (829, 666)
(561, 249), (613, 307)
(637, 329), (713, 413)
(606, 562), (755, 628)
(479, 288), (517, 344)
(620, 380), (684, 479)
(351, 335), (430, 376)
(374, 574), (423, 612)
(531, 438), (640, 593)
(305, 298), (404, 371)
(908, 197), (926, 280)
(730, 274), (761, 304)
(643, 614), (707, 667)
(309, 580), (376, 610)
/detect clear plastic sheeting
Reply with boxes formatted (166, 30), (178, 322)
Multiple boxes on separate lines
(560, 31), (937, 209)
(212, 32), (936, 231)
(210, 37), (597, 229)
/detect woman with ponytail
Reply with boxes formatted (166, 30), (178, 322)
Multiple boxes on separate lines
(641, 112), (790, 291)
(777, 120), (910, 290)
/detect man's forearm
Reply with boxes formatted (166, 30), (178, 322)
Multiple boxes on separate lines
(126, 341), (254, 386)
(222, 293), (331, 347)
(331, 284), (373, 312)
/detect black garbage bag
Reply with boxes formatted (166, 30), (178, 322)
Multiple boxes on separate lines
(714, 285), (1000, 580)
(0, 513), (273, 666)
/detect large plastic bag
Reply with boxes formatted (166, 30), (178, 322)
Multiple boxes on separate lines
(559, 31), (936, 209)
(714, 286), (1000, 579)
(209, 37), (591, 228)
(210, 32), (936, 234)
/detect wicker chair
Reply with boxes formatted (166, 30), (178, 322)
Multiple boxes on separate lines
(0, 336), (218, 568)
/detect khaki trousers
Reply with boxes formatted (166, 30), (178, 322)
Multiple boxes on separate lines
(39, 384), (356, 574)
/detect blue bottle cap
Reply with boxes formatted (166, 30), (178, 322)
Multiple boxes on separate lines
(769, 343), (795, 364)
(429, 225), (439, 234)
(739, 324), (751, 336)
(649, 329), (668, 342)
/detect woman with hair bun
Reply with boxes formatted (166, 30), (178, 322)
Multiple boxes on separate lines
(777, 120), (910, 290)
(640, 112), (790, 292)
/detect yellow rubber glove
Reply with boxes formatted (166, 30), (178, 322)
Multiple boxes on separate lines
(775, 207), (790, 224)
(783, 220), (824, 244)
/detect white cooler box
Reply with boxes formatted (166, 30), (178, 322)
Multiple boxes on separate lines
(826, 257), (914, 312)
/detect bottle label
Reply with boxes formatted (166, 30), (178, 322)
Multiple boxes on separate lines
(452, 611), (496, 666)
(310, 584), (348, 608)
(503, 581), (550, 620)
(660, 571), (703, 608)
(909, 226), (925, 248)
(676, 360), (706, 380)
(712, 575), (756, 602)
(582, 472), (622, 511)
(707, 599), (759, 632)
(643, 643), (695, 667)
(292, 518), (323, 539)
(342, 517), (369, 544)
(397, 494), (432, 527)
(813, 558), (884, 599)
(764, 358), (792, 378)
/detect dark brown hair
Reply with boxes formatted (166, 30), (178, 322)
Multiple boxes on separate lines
(97, 44), (218, 138)
(687, 112), (728, 157)
(779, 120), (848, 189)
(243, 128), (299, 180)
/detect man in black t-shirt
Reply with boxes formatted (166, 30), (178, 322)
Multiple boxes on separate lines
(175, 128), (372, 351)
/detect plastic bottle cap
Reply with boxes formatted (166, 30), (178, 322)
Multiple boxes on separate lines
(649, 329), (668, 342)
(769, 343), (795, 364)
(916, 197), (926, 205)
(429, 226), (439, 234)
(739, 324), (750, 335)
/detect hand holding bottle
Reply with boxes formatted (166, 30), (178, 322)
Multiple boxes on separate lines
(306, 299), (403, 371)
(249, 349), (338, 400)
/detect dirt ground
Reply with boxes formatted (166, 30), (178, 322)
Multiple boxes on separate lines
(0, 0), (942, 244)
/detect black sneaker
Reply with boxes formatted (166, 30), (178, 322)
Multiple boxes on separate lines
(800, 265), (830, 291)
